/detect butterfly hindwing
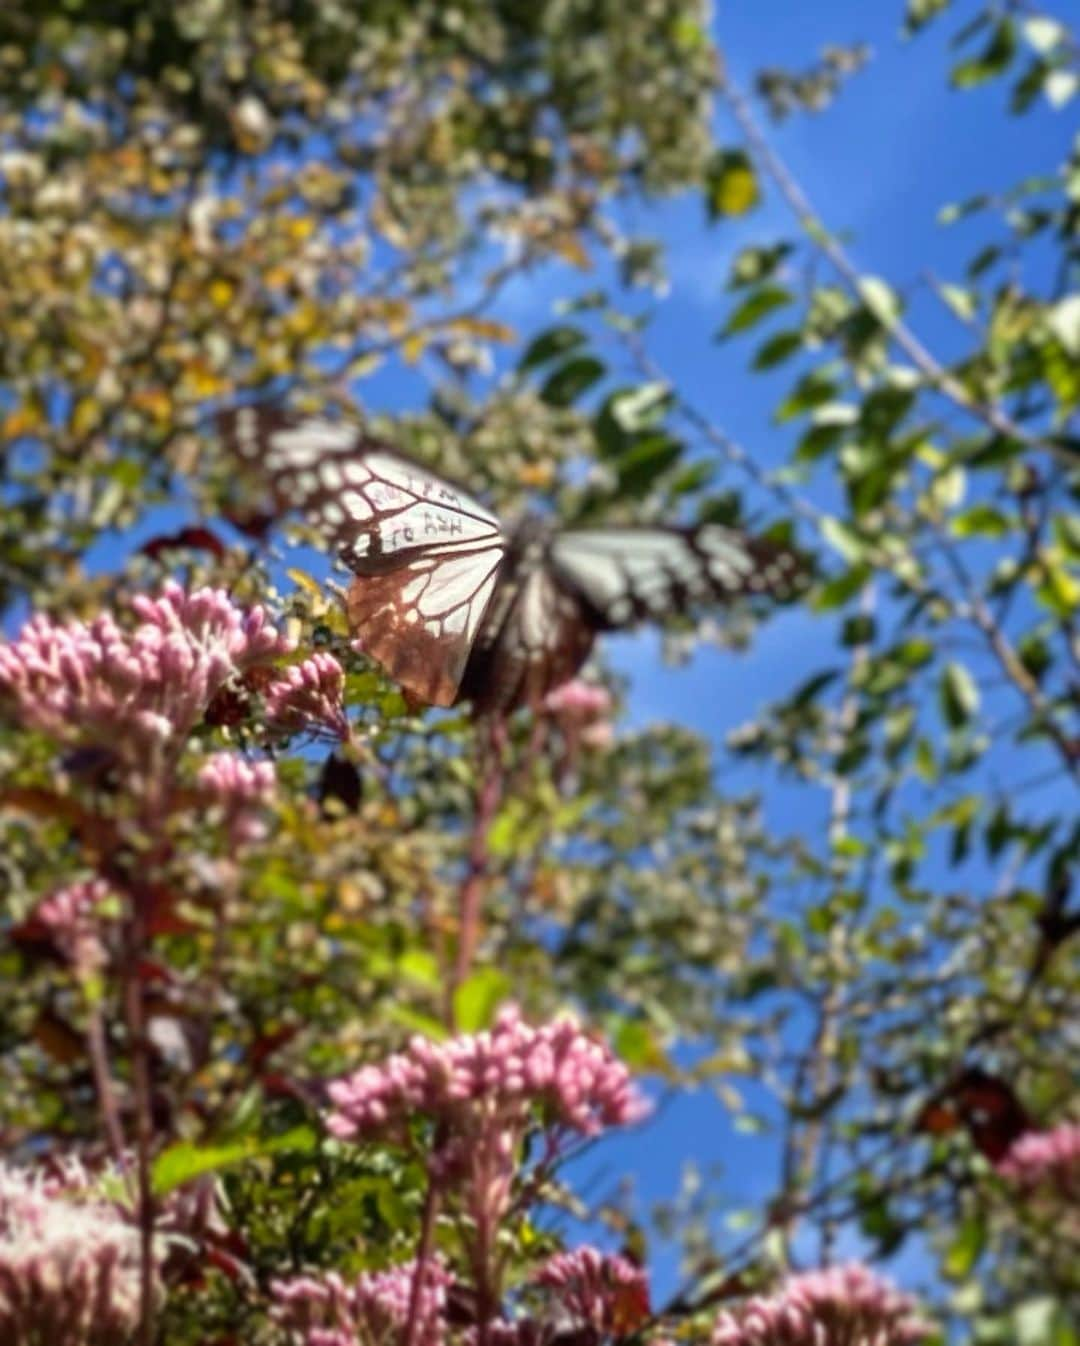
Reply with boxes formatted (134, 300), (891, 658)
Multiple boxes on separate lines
(347, 546), (504, 707)
(550, 525), (804, 629)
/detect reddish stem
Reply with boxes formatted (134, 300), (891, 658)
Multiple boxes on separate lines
(403, 1165), (443, 1346)
(122, 911), (156, 1346)
(452, 717), (508, 1006)
(85, 1001), (127, 1166)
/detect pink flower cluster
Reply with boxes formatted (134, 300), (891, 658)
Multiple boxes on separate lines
(543, 681), (612, 719)
(326, 1005), (647, 1147)
(710, 1264), (933, 1346)
(0, 582), (291, 764)
(995, 1122), (1080, 1194)
(532, 1247), (650, 1336)
(272, 1258), (451, 1346)
(264, 652), (350, 742)
(542, 680), (614, 752)
(197, 752), (277, 842)
(25, 878), (110, 976)
(0, 1160), (146, 1346)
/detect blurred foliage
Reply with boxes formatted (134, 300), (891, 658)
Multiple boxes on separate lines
(1, 2), (1079, 1345)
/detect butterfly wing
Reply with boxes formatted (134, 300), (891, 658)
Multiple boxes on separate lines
(549, 525), (804, 629)
(219, 408), (508, 706)
(346, 546), (504, 707)
(219, 408), (505, 570)
(458, 562), (597, 714)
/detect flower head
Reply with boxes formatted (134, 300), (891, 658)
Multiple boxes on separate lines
(0, 582), (291, 766)
(542, 680), (614, 753)
(532, 1247), (650, 1337)
(22, 878), (110, 976)
(710, 1264), (933, 1346)
(272, 1258), (451, 1346)
(264, 652), (350, 742)
(0, 1160), (147, 1346)
(996, 1122), (1080, 1195)
(326, 1004), (647, 1147)
(197, 752), (277, 843)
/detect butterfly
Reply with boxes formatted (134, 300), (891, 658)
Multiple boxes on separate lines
(914, 1067), (1032, 1163)
(219, 407), (806, 715)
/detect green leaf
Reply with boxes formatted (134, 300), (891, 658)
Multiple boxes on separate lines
(1013, 1297), (1068, 1346)
(1022, 16), (1066, 55)
(519, 325), (587, 372)
(939, 283), (978, 321)
(951, 18), (1017, 89)
(939, 194), (990, 224)
(705, 148), (760, 218)
(944, 1213), (986, 1279)
(717, 285), (793, 338)
(820, 517), (867, 563)
(1045, 69), (1079, 109)
(453, 968), (512, 1033)
(152, 1127), (317, 1196)
(856, 276), (901, 328)
(904, 0), (953, 35)
(951, 504), (1013, 538)
(939, 661), (980, 728)
(728, 241), (793, 289)
(775, 369), (839, 423)
(608, 382), (672, 433)
(541, 355), (605, 407)
(1047, 295), (1080, 356)
(615, 434), (684, 497)
(812, 564), (872, 610)
(751, 329), (802, 370)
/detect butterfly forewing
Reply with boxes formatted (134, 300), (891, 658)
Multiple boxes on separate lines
(550, 525), (804, 629)
(219, 408), (504, 571)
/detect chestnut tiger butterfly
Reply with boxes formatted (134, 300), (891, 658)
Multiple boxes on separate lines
(219, 407), (807, 714)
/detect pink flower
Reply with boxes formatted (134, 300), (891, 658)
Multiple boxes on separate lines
(0, 1160), (148, 1346)
(272, 1258), (451, 1346)
(996, 1123), (1080, 1194)
(0, 583), (292, 766)
(197, 752), (277, 843)
(326, 1005), (647, 1146)
(709, 1264), (933, 1346)
(264, 652), (350, 742)
(542, 680), (615, 764)
(532, 1247), (650, 1337)
(23, 878), (110, 976)
(542, 681), (613, 720)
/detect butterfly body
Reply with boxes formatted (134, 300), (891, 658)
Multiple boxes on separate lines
(221, 408), (806, 714)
